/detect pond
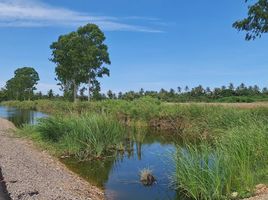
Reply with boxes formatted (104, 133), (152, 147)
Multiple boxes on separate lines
(0, 106), (181, 200)
(0, 106), (48, 127)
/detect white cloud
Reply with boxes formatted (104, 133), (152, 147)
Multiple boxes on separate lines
(0, 0), (164, 32)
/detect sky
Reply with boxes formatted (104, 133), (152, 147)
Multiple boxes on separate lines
(0, 0), (268, 94)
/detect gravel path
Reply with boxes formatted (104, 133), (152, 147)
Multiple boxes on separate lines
(244, 195), (268, 200)
(243, 184), (268, 200)
(0, 167), (10, 200)
(0, 118), (103, 200)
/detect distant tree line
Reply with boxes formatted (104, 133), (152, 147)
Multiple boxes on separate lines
(2, 81), (268, 103)
(102, 83), (268, 102)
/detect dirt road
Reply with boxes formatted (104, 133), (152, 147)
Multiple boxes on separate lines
(0, 118), (103, 200)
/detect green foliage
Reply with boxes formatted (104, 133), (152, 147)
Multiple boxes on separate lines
(47, 89), (54, 99)
(50, 23), (110, 101)
(5, 67), (39, 100)
(216, 96), (254, 103)
(0, 88), (7, 102)
(233, 0), (268, 40)
(37, 116), (72, 142)
(84, 83), (268, 103)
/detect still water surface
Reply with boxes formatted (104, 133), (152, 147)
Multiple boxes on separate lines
(63, 134), (177, 200)
(0, 106), (47, 126)
(0, 105), (180, 200)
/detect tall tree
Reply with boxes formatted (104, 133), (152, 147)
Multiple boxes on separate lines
(50, 32), (83, 102)
(262, 87), (268, 94)
(0, 88), (7, 102)
(79, 87), (87, 99)
(139, 88), (145, 96)
(36, 91), (43, 99)
(185, 86), (189, 92)
(205, 87), (211, 94)
(47, 89), (54, 99)
(6, 77), (19, 100)
(6, 67), (39, 100)
(106, 90), (112, 99)
(77, 24), (111, 101)
(228, 83), (235, 90)
(169, 88), (175, 96)
(177, 86), (182, 94)
(50, 24), (110, 102)
(118, 92), (123, 99)
(233, 0), (268, 40)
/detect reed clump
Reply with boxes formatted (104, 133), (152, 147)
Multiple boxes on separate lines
(36, 113), (125, 159)
(139, 167), (156, 186)
(172, 113), (268, 200)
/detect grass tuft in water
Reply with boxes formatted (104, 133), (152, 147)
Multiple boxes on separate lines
(139, 167), (156, 186)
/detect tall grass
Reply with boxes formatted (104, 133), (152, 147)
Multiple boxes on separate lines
(36, 114), (125, 159)
(5, 97), (267, 131)
(173, 114), (268, 200)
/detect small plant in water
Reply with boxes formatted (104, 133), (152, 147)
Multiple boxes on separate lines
(139, 168), (156, 186)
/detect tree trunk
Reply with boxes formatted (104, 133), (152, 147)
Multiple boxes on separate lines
(73, 81), (77, 102)
(88, 78), (91, 101)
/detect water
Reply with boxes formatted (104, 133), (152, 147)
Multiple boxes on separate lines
(0, 106), (47, 126)
(0, 105), (180, 200)
(63, 134), (178, 200)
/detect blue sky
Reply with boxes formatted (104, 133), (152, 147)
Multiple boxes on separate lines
(0, 0), (268, 94)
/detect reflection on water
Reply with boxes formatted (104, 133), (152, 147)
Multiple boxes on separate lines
(63, 132), (179, 200)
(0, 106), (48, 126)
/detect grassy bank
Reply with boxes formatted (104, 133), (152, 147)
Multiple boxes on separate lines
(3, 98), (268, 130)
(173, 112), (268, 199)
(19, 114), (125, 160)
